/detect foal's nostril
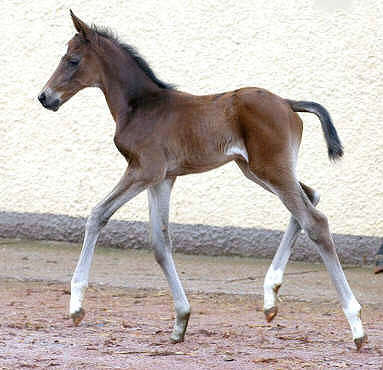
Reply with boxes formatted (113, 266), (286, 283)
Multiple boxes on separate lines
(51, 99), (60, 111)
(38, 92), (46, 104)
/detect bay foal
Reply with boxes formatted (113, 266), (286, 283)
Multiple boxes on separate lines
(38, 11), (367, 349)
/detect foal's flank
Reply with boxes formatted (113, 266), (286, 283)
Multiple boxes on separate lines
(38, 10), (366, 350)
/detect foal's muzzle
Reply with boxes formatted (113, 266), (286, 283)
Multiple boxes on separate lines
(38, 91), (61, 112)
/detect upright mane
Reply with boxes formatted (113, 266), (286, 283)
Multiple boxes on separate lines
(91, 25), (174, 90)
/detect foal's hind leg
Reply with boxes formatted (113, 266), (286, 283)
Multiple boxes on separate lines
(70, 168), (147, 325)
(236, 160), (320, 321)
(264, 183), (320, 322)
(148, 178), (190, 343)
(262, 171), (366, 349)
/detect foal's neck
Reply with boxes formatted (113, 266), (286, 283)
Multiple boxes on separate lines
(98, 41), (162, 123)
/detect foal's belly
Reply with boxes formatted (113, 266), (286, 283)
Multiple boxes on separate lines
(165, 141), (249, 177)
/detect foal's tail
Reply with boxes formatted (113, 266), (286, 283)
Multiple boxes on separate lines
(286, 99), (343, 161)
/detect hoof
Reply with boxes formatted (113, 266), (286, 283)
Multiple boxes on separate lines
(170, 310), (190, 343)
(71, 308), (85, 326)
(264, 306), (278, 322)
(170, 333), (185, 344)
(375, 252), (383, 274)
(354, 334), (368, 351)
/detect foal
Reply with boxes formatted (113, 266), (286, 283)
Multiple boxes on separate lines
(38, 11), (367, 349)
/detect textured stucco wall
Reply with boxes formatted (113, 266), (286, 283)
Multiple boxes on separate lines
(0, 1), (382, 244)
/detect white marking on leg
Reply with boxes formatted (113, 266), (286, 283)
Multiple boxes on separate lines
(275, 181), (365, 346)
(264, 265), (283, 310)
(343, 296), (364, 340)
(69, 171), (146, 321)
(148, 179), (190, 342)
(313, 235), (365, 342)
(264, 217), (300, 311)
(70, 281), (88, 314)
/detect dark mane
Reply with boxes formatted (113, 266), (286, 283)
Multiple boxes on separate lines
(91, 25), (174, 90)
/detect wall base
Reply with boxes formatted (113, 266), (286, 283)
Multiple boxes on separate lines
(0, 211), (380, 265)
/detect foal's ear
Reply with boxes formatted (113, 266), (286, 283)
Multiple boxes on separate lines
(70, 10), (94, 42)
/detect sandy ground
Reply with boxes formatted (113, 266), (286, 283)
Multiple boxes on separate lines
(0, 239), (382, 369)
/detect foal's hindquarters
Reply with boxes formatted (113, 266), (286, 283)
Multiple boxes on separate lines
(234, 90), (366, 349)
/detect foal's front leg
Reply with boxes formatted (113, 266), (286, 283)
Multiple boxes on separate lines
(148, 178), (191, 343)
(70, 169), (147, 325)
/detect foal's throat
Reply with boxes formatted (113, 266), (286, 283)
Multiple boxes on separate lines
(100, 75), (161, 124)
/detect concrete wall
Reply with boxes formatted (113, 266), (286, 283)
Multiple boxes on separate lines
(0, 1), (382, 259)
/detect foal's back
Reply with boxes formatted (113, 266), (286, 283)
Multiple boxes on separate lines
(116, 87), (301, 177)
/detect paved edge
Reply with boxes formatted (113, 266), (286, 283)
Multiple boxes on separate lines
(0, 211), (380, 264)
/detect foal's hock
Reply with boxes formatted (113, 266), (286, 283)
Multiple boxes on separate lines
(38, 10), (367, 350)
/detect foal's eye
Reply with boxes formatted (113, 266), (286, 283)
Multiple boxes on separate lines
(69, 59), (80, 66)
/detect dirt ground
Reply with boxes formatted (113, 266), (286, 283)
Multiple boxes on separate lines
(0, 240), (382, 369)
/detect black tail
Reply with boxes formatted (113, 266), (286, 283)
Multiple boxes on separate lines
(286, 99), (343, 161)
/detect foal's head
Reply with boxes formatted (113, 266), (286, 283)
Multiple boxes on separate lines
(38, 11), (102, 111)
